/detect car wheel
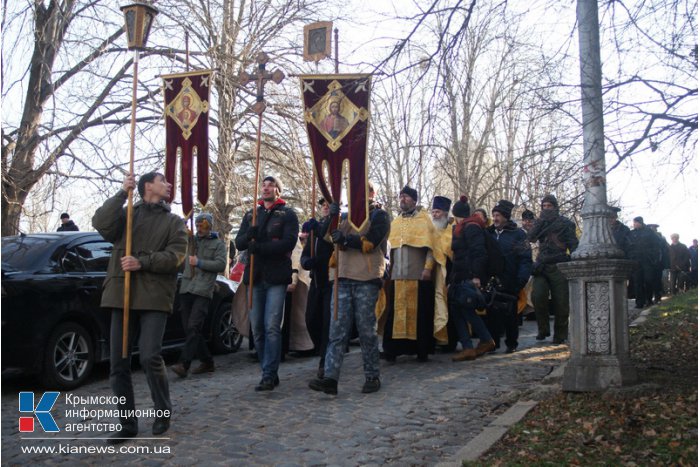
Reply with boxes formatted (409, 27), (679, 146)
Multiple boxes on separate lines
(41, 322), (94, 390)
(210, 303), (243, 354)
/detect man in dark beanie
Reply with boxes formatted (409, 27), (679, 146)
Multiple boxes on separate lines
(57, 212), (80, 231)
(628, 216), (660, 308)
(527, 194), (578, 344)
(647, 223), (670, 303)
(380, 185), (449, 362)
(446, 196), (495, 361)
(485, 200), (532, 353)
(236, 175), (299, 391)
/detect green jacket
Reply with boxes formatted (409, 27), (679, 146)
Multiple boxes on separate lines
(180, 233), (226, 298)
(92, 189), (188, 313)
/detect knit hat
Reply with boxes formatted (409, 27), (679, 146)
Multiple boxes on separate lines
(262, 175), (282, 194)
(195, 213), (213, 225)
(452, 195), (471, 218)
(492, 199), (515, 220)
(400, 186), (418, 202)
(521, 209), (535, 220)
(60, 212), (70, 220)
(431, 196), (452, 212)
(633, 216), (644, 224)
(541, 194), (558, 209)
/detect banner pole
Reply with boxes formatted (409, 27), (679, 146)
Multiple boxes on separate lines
(122, 50), (139, 359)
(247, 112), (264, 310)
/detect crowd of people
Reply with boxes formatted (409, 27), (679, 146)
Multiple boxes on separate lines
(90, 171), (698, 442)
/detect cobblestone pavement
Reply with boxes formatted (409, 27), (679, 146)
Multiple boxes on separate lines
(2, 319), (571, 466)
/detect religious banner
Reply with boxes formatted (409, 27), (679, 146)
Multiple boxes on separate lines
(162, 70), (212, 217)
(300, 74), (371, 230)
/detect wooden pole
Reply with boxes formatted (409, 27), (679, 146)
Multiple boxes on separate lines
(309, 166), (317, 258)
(334, 28), (339, 74)
(185, 31), (190, 71)
(247, 112), (264, 310)
(122, 51), (139, 358)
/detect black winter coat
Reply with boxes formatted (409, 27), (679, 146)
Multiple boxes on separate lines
(235, 199), (299, 285)
(628, 226), (660, 267)
(486, 221), (533, 294)
(450, 220), (487, 284)
(300, 216), (334, 288)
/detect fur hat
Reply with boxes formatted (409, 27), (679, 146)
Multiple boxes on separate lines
(541, 194), (559, 209)
(521, 209), (535, 220)
(452, 195), (471, 218)
(492, 199), (515, 220)
(400, 186), (418, 202)
(431, 196), (452, 212)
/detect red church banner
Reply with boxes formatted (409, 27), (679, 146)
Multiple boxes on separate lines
(300, 74), (371, 230)
(162, 70), (212, 218)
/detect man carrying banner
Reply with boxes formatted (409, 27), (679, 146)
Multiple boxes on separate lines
(235, 176), (299, 391)
(92, 172), (187, 442)
(381, 186), (448, 362)
(309, 182), (390, 395)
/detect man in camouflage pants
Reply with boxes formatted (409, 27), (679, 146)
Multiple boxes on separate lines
(309, 183), (390, 395)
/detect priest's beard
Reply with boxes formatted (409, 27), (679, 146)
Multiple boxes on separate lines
(432, 217), (448, 230)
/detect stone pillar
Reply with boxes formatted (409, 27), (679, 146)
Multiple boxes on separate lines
(559, 260), (637, 391)
(560, 0), (638, 391)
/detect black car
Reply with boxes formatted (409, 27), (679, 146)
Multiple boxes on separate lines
(1, 232), (243, 389)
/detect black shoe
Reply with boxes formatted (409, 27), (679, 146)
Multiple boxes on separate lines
(552, 337), (567, 345)
(506, 345), (517, 354)
(273, 375), (280, 387)
(106, 426), (137, 445)
(308, 377), (338, 395)
(152, 416), (170, 436)
(255, 378), (275, 391)
(362, 377), (381, 394)
(536, 332), (550, 340)
(416, 355), (430, 362)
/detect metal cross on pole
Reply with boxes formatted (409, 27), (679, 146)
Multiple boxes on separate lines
(239, 52), (284, 309)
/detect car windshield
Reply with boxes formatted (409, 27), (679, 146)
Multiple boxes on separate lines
(1, 235), (58, 272)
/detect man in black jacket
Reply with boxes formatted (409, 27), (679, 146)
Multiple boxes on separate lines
(235, 176), (299, 391)
(527, 194), (578, 344)
(629, 217), (661, 308)
(485, 200), (532, 353)
(57, 212), (79, 231)
(300, 198), (334, 378)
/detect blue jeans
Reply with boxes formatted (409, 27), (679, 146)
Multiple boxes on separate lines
(324, 279), (381, 382)
(250, 282), (287, 380)
(447, 282), (492, 349)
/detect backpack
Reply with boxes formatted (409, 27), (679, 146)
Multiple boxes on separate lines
(482, 230), (505, 279)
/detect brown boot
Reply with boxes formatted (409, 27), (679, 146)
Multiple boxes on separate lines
(170, 363), (188, 378)
(475, 339), (496, 356)
(451, 348), (477, 362)
(191, 361), (215, 375)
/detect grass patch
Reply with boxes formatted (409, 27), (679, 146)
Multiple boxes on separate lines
(466, 290), (698, 467)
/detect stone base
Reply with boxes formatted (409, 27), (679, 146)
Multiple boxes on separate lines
(558, 258), (638, 392)
(562, 355), (637, 392)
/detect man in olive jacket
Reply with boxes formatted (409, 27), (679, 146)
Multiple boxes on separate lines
(92, 172), (187, 443)
(527, 194), (578, 344)
(171, 212), (226, 377)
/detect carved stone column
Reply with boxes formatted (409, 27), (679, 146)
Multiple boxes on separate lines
(558, 260), (637, 391)
(559, 0), (638, 391)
